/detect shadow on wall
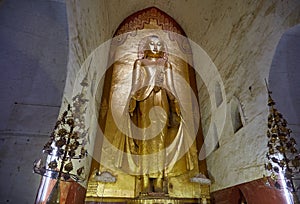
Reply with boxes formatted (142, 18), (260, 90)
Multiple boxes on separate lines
(269, 24), (300, 145)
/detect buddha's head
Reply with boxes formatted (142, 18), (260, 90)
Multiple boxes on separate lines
(144, 35), (165, 58)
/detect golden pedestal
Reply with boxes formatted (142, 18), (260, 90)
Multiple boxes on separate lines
(86, 196), (209, 204)
(85, 172), (210, 204)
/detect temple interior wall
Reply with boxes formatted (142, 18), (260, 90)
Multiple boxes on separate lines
(0, 0), (299, 203)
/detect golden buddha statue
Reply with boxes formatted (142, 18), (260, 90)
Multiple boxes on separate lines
(128, 35), (181, 193)
(105, 34), (198, 195)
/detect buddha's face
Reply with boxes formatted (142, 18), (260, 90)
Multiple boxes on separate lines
(145, 36), (164, 58)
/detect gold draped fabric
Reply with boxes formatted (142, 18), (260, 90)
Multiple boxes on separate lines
(115, 56), (183, 178)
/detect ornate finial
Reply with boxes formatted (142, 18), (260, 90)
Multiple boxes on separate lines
(264, 83), (299, 203)
(33, 103), (88, 182)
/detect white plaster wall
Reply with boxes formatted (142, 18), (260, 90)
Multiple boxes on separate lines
(195, 1), (300, 191)
(0, 0), (68, 203)
(64, 0), (300, 193)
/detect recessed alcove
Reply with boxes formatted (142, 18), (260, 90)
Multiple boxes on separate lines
(213, 123), (220, 151)
(230, 96), (244, 134)
(215, 82), (223, 108)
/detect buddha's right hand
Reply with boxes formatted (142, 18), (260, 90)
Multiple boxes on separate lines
(129, 98), (136, 116)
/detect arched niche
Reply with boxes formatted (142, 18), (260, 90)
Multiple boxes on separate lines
(86, 6), (210, 202)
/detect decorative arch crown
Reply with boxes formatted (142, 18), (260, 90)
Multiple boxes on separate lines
(114, 7), (187, 36)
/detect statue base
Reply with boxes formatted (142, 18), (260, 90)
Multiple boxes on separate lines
(85, 195), (209, 204)
(86, 169), (210, 203)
